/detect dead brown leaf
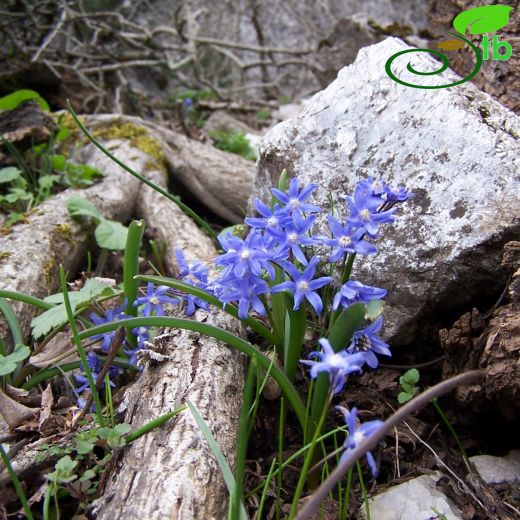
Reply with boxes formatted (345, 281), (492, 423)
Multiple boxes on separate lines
(437, 39), (465, 51)
(29, 331), (77, 368)
(0, 388), (38, 429)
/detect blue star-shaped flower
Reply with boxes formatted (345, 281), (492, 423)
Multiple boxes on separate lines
(300, 338), (365, 394)
(245, 199), (291, 236)
(134, 283), (179, 317)
(337, 405), (384, 477)
(347, 316), (391, 368)
(346, 184), (396, 237)
(271, 177), (321, 214)
(332, 280), (387, 311)
(272, 256), (332, 314)
(322, 215), (377, 262)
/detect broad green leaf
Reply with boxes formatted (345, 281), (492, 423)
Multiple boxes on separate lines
(95, 219), (128, 250)
(33, 279), (115, 338)
(113, 423), (131, 436)
(46, 455), (78, 484)
(55, 127), (71, 142)
(5, 213), (24, 226)
(0, 89), (50, 112)
(328, 302), (366, 351)
(453, 5), (513, 35)
(98, 424), (131, 448)
(8, 343), (30, 363)
(187, 400), (248, 520)
(38, 174), (60, 190)
(401, 368), (420, 385)
(398, 391), (413, 404)
(79, 469), (96, 482)
(31, 305), (69, 339)
(75, 438), (95, 455)
(51, 154), (67, 171)
(0, 344), (30, 376)
(5, 188), (32, 204)
(44, 278), (114, 305)
(366, 299), (385, 320)
(67, 196), (103, 221)
(0, 167), (21, 184)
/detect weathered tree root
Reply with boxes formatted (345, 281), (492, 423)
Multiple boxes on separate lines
(0, 139), (145, 345)
(84, 113), (255, 224)
(95, 171), (244, 518)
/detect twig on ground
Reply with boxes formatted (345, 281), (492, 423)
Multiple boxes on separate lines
(295, 370), (486, 520)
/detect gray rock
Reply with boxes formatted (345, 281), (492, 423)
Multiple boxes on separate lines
(470, 451), (520, 485)
(253, 37), (520, 347)
(359, 473), (463, 520)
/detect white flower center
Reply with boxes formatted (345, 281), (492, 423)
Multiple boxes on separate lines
(287, 232), (298, 244)
(360, 209), (371, 221)
(240, 249), (251, 259)
(267, 216), (278, 227)
(150, 296), (160, 305)
(328, 353), (344, 367)
(297, 280), (309, 292)
(353, 431), (365, 444)
(289, 198), (300, 209)
(339, 235), (352, 247)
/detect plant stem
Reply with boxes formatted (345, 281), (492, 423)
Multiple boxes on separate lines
(60, 265), (104, 427)
(289, 392), (332, 519)
(123, 219), (145, 349)
(432, 398), (471, 472)
(294, 370), (486, 520)
(357, 462), (370, 520)
(0, 444), (34, 520)
(231, 357), (257, 520)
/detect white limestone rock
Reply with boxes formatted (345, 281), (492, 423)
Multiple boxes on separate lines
(470, 451), (520, 485)
(359, 473), (463, 520)
(253, 37), (520, 346)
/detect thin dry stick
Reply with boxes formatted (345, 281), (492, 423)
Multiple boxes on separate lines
(72, 328), (126, 428)
(295, 370), (486, 520)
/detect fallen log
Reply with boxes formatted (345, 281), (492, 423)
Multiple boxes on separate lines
(94, 152), (244, 518)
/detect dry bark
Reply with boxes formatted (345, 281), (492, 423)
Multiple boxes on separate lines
(95, 174), (244, 518)
(0, 139), (145, 345)
(84, 114), (255, 224)
(440, 241), (520, 419)
(94, 310), (244, 520)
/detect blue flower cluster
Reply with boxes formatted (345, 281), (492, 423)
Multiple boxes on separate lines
(77, 173), (408, 470)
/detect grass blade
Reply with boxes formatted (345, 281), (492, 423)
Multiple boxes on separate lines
(187, 400), (248, 520)
(0, 444), (34, 520)
(77, 316), (307, 431)
(67, 102), (218, 244)
(59, 265), (104, 426)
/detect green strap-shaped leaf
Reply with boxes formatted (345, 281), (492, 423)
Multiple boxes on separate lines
(0, 89), (50, 112)
(453, 5), (513, 35)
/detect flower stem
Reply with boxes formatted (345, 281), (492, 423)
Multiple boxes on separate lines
(289, 392), (332, 519)
(295, 370), (486, 520)
(60, 265), (104, 427)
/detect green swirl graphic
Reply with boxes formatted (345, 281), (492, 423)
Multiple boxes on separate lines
(385, 33), (483, 89)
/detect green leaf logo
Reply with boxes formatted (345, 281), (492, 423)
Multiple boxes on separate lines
(453, 5), (513, 35)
